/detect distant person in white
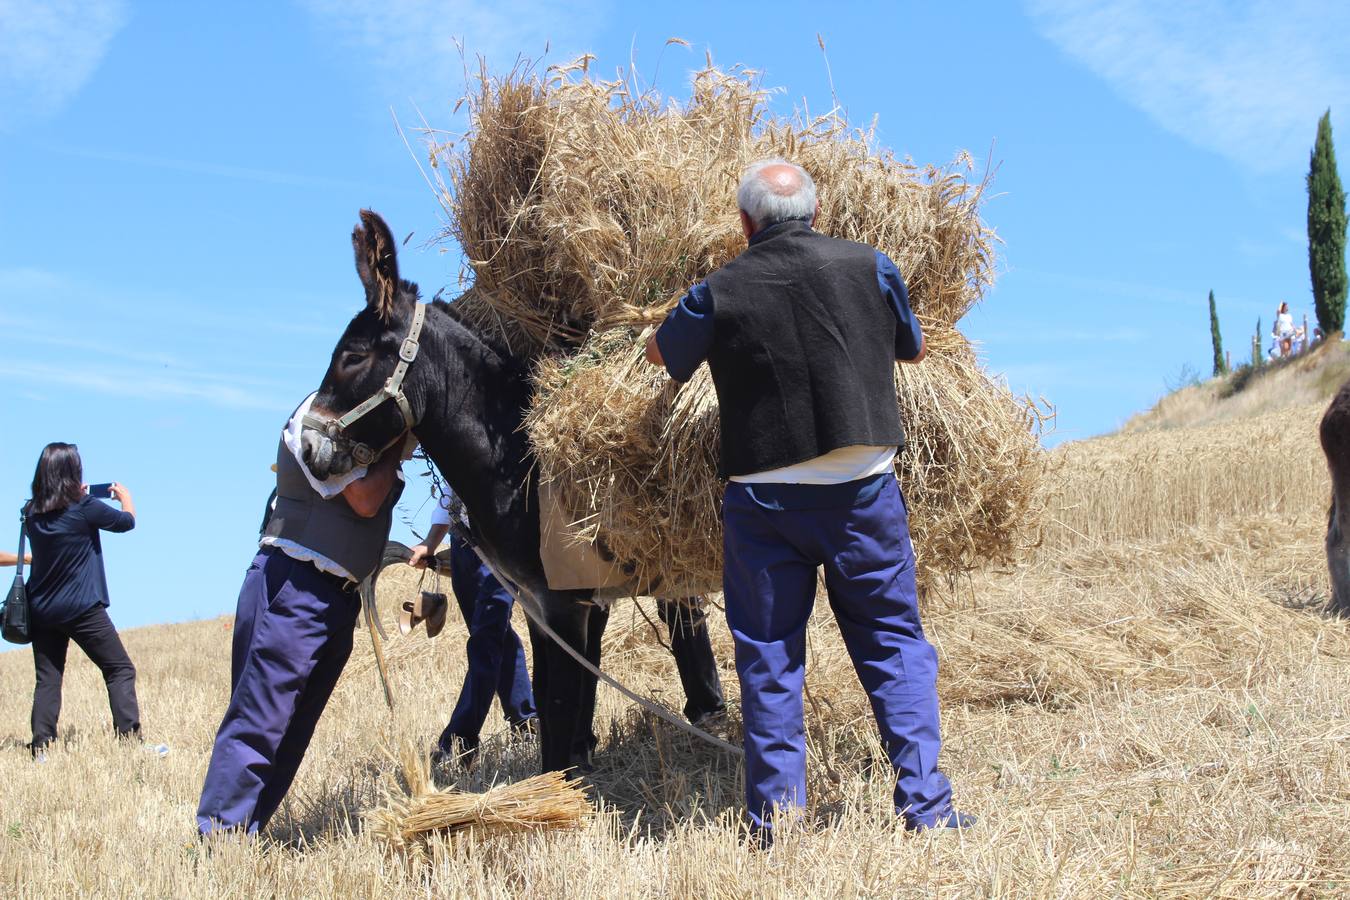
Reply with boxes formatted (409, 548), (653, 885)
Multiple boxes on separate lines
(1274, 302), (1295, 357)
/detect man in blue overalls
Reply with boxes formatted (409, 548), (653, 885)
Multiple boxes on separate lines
(196, 394), (406, 835)
(646, 159), (973, 841)
(410, 493), (536, 766)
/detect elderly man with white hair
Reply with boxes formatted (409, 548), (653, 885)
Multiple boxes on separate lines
(645, 158), (972, 842)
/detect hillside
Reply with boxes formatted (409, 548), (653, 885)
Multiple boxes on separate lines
(2, 397), (1348, 896)
(1124, 338), (1350, 433)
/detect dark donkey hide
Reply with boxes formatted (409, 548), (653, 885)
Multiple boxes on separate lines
(304, 209), (607, 771)
(1320, 377), (1350, 618)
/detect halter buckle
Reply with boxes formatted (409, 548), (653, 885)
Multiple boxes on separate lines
(399, 337), (420, 364)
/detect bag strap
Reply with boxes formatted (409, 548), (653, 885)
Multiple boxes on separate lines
(15, 505), (27, 579)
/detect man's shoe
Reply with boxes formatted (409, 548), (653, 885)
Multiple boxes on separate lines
(431, 735), (478, 770)
(691, 707), (728, 731)
(907, 810), (977, 832)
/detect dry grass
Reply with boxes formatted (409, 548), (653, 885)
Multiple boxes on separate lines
(2, 396), (1348, 897)
(1044, 402), (1329, 552)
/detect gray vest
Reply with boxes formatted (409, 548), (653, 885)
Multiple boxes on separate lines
(264, 435), (402, 582)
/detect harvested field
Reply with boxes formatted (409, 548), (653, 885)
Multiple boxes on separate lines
(2, 400), (1348, 897)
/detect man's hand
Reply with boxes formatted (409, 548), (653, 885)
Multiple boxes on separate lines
(410, 524), (450, 568)
(899, 336), (927, 365)
(644, 332), (665, 367)
(342, 441), (404, 518)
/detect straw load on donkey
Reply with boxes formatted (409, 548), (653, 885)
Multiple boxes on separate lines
(435, 61), (1049, 596)
(301, 60), (1048, 776)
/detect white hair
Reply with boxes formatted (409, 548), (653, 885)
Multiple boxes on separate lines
(736, 158), (817, 230)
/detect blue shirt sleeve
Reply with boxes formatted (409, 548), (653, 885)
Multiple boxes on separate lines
(876, 250), (923, 361)
(653, 281), (715, 383)
(83, 496), (135, 533)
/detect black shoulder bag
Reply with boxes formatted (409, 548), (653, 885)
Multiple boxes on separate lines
(2, 507), (31, 644)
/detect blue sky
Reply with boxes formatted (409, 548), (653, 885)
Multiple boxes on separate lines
(2, 0), (1347, 628)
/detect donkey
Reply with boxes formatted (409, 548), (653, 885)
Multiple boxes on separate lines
(1320, 377), (1350, 618)
(300, 210), (609, 772)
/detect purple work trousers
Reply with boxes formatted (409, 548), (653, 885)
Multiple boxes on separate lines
(721, 473), (954, 835)
(438, 534), (536, 753)
(196, 547), (359, 835)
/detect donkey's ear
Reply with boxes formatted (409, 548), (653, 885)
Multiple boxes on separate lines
(352, 209), (401, 320)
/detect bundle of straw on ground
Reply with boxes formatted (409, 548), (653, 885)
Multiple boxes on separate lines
(432, 59), (1047, 589)
(368, 742), (592, 860)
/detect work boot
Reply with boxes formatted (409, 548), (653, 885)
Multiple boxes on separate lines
(510, 716), (538, 741)
(430, 734), (478, 771)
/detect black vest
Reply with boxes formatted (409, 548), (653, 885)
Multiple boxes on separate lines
(265, 434), (403, 582)
(705, 222), (903, 478)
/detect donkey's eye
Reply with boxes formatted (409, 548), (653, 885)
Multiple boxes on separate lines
(341, 352), (368, 368)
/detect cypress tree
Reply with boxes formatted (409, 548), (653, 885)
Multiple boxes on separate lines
(1308, 110), (1348, 334)
(1209, 290), (1225, 375)
(1253, 317), (1262, 366)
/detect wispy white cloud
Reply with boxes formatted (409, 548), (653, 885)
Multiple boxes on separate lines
(299, 0), (610, 101)
(0, 0), (128, 129)
(0, 359), (283, 410)
(0, 266), (304, 411)
(1025, 0), (1350, 173)
(46, 144), (400, 193)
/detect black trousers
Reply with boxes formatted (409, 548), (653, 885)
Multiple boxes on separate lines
(31, 604), (140, 749)
(656, 597), (726, 723)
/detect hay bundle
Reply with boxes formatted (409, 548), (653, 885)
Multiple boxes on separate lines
(368, 744), (592, 858)
(432, 59), (1048, 588)
(441, 61), (994, 353)
(528, 331), (1046, 591)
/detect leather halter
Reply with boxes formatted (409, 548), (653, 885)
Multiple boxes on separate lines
(303, 302), (427, 467)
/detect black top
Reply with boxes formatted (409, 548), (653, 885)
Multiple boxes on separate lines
(705, 221), (905, 477)
(25, 496), (135, 627)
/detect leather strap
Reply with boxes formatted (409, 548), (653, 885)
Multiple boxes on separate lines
(15, 506), (26, 578)
(307, 303), (427, 467)
(334, 302), (426, 433)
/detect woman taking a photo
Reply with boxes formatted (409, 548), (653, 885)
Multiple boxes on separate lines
(23, 442), (141, 755)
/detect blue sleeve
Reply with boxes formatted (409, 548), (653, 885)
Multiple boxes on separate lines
(876, 251), (923, 361)
(653, 282), (715, 383)
(83, 497), (135, 533)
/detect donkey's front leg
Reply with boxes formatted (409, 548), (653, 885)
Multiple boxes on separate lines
(569, 603), (609, 769)
(529, 592), (599, 773)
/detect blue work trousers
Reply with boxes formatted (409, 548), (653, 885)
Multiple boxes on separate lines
(196, 548), (358, 834)
(721, 473), (953, 833)
(438, 535), (536, 752)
